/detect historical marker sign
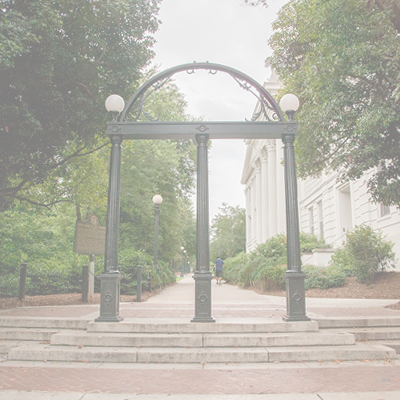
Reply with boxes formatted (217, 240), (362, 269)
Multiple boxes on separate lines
(74, 215), (106, 256)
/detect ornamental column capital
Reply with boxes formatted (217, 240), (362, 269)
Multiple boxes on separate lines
(260, 147), (269, 162)
(253, 159), (261, 172)
(266, 139), (276, 151)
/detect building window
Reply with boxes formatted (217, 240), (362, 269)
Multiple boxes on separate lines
(338, 185), (352, 235)
(247, 187), (252, 240)
(380, 203), (390, 217)
(308, 206), (314, 235)
(318, 200), (324, 239)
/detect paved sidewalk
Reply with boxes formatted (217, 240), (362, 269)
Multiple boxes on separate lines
(1, 275), (400, 399)
(1, 274), (398, 321)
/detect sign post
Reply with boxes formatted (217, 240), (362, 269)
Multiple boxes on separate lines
(74, 214), (106, 302)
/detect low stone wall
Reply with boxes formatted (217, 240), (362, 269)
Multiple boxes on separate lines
(301, 248), (336, 267)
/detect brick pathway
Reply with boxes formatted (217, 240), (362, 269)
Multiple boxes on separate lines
(1, 277), (400, 396)
(1, 364), (400, 394)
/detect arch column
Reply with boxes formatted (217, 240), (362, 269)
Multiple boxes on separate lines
(282, 132), (309, 322)
(96, 134), (123, 323)
(192, 133), (215, 323)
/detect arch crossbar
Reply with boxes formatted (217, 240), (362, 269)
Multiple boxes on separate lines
(120, 62), (285, 123)
(109, 63), (296, 140)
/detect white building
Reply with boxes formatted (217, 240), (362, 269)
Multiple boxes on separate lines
(241, 72), (400, 266)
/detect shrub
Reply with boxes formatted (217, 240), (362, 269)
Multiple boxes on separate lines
(251, 262), (286, 291)
(223, 252), (249, 285)
(303, 264), (346, 290)
(300, 232), (330, 253)
(331, 225), (396, 283)
(0, 274), (19, 298)
(223, 232), (331, 290)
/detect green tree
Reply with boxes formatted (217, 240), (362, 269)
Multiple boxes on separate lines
(210, 204), (246, 261)
(0, 203), (82, 274)
(0, 0), (160, 211)
(267, 0), (400, 206)
(117, 74), (197, 263)
(119, 140), (196, 262)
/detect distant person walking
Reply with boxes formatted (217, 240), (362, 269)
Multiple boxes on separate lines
(214, 257), (224, 285)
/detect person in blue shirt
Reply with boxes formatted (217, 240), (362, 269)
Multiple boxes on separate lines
(214, 257), (224, 285)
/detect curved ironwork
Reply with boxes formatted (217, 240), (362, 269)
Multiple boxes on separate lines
(120, 62), (284, 123)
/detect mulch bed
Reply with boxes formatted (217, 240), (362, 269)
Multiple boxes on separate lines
(251, 272), (400, 309)
(0, 288), (161, 310)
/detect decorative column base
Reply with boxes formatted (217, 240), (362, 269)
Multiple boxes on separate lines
(95, 271), (124, 323)
(282, 270), (310, 322)
(191, 272), (215, 323)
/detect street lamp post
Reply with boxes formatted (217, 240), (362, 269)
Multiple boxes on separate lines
(152, 194), (163, 275)
(280, 94), (310, 322)
(183, 250), (187, 273)
(180, 247), (184, 278)
(95, 95), (125, 323)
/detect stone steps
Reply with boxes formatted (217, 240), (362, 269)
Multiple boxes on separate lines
(315, 317), (400, 329)
(343, 327), (400, 341)
(87, 320), (319, 333)
(0, 317), (87, 330)
(331, 327), (400, 355)
(0, 318), (86, 355)
(0, 328), (59, 341)
(7, 342), (395, 363)
(50, 330), (355, 348)
(0, 341), (22, 355)
(0, 317), (397, 364)
(378, 341), (400, 353)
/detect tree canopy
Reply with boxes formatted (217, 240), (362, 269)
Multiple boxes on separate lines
(0, 76), (198, 293)
(210, 203), (246, 262)
(0, 0), (160, 210)
(267, 0), (400, 206)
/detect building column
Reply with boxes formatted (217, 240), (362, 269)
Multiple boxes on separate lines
(276, 141), (286, 233)
(267, 140), (278, 237)
(260, 148), (269, 242)
(255, 160), (263, 245)
(245, 186), (251, 251)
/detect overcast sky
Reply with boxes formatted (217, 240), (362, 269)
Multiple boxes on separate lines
(150, 0), (289, 220)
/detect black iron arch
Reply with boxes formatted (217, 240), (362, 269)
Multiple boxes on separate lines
(97, 62), (309, 325)
(120, 62), (285, 123)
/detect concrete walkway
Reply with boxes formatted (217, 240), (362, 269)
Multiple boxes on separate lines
(149, 275), (399, 308)
(1, 275), (400, 399)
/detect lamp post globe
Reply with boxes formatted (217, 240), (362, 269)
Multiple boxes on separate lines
(279, 93), (300, 114)
(105, 94), (125, 113)
(105, 95), (125, 122)
(152, 194), (163, 205)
